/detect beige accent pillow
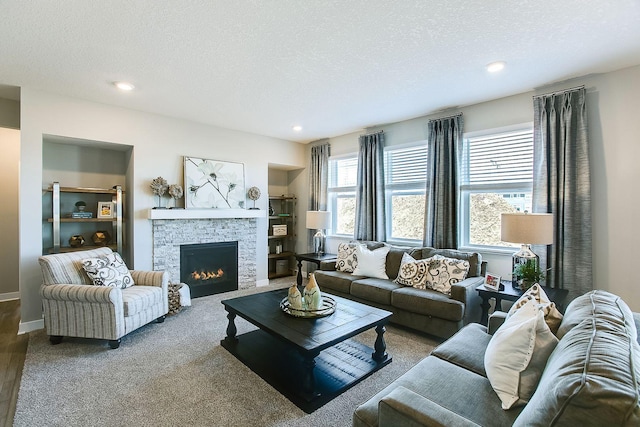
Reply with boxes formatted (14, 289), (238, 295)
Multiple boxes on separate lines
(485, 298), (559, 409)
(508, 283), (563, 334)
(423, 255), (470, 296)
(352, 245), (390, 279)
(394, 252), (430, 287)
(336, 242), (360, 272)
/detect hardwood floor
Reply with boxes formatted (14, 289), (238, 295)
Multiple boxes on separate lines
(0, 300), (28, 427)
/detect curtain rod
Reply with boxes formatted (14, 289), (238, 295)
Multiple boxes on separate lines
(428, 112), (463, 122)
(361, 129), (384, 136)
(533, 85), (585, 99)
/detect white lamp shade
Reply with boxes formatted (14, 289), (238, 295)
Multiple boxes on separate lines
(501, 213), (553, 245)
(306, 210), (331, 230)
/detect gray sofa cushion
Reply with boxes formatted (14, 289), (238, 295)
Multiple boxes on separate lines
(353, 356), (520, 427)
(431, 323), (491, 377)
(379, 387), (482, 427)
(313, 270), (364, 295)
(384, 246), (421, 280)
(514, 290), (640, 426)
(391, 286), (464, 322)
(350, 278), (402, 305)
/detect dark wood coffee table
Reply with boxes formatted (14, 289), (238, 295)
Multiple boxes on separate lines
(221, 288), (392, 413)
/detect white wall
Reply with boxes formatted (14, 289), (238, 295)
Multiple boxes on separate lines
(19, 88), (305, 329)
(0, 127), (20, 299)
(16, 64), (640, 329)
(313, 65), (640, 312)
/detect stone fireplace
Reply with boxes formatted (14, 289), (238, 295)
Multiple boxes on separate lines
(180, 241), (238, 298)
(149, 209), (262, 293)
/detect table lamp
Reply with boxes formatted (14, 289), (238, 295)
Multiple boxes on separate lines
(501, 212), (553, 289)
(306, 211), (331, 255)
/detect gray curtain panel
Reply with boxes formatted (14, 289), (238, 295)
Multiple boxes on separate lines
(355, 131), (386, 241)
(533, 87), (591, 301)
(309, 142), (330, 211)
(308, 142), (330, 251)
(424, 114), (463, 249)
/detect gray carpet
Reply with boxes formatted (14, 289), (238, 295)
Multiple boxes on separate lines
(14, 282), (441, 427)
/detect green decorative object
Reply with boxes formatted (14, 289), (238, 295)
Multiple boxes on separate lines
(513, 259), (545, 291)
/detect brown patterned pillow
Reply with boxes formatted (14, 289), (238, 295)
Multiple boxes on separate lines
(395, 252), (430, 287)
(508, 283), (563, 334)
(423, 255), (470, 296)
(82, 252), (134, 289)
(336, 242), (361, 273)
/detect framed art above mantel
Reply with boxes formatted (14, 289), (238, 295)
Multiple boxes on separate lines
(184, 156), (246, 209)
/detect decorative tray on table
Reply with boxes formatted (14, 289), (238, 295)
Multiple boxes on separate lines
(280, 296), (337, 318)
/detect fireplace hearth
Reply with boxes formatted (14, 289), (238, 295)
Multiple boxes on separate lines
(180, 241), (238, 298)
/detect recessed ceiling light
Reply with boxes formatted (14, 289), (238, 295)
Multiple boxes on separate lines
(114, 81), (135, 91)
(486, 61), (506, 73)
(292, 125), (303, 132)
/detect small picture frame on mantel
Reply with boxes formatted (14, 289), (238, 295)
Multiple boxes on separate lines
(483, 272), (501, 290)
(97, 201), (114, 218)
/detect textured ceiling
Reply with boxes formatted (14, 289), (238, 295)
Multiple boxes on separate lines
(1, 1), (640, 143)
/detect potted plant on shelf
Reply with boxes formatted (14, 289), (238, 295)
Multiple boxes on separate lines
(75, 200), (87, 212)
(513, 259), (545, 291)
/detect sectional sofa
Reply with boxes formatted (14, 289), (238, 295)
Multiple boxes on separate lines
(314, 241), (486, 339)
(352, 289), (640, 426)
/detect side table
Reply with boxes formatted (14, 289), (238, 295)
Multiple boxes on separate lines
(295, 253), (337, 286)
(476, 281), (569, 325)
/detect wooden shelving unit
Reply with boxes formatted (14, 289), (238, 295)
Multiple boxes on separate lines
(268, 195), (296, 279)
(44, 182), (124, 254)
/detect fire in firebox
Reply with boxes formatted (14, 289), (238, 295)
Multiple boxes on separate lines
(191, 268), (225, 281)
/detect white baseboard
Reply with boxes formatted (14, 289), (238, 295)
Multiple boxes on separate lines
(18, 318), (44, 335)
(0, 291), (20, 302)
(256, 279), (270, 287)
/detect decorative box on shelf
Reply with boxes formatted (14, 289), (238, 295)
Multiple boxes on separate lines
(272, 224), (287, 236)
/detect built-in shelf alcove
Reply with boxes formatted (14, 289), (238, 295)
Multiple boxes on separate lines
(41, 134), (133, 263)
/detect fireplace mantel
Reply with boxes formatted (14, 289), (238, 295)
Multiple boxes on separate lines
(147, 208), (265, 220)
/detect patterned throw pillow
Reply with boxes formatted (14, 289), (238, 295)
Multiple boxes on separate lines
(423, 255), (470, 296)
(395, 252), (431, 287)
(508, 283), (563, 334)
(336, 242), (360, 273)
(82, 252), (134, 289)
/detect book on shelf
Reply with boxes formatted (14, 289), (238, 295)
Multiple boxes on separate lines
(69, 212), (93, 218)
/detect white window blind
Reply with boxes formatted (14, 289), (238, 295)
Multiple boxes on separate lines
(385, 145), (427, 185)
(460, 125), (534, 249)
(463, 129), (533, 186)
(329, 157), (358, 187)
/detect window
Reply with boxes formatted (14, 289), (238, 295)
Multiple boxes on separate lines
(328, 155), (357, 236)
(384, 142), (427, 243)
(328, 144), (427, 241)
(460, 125), (534, 249)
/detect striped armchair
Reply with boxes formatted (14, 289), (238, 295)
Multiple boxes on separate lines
(38, 247), (169, 349)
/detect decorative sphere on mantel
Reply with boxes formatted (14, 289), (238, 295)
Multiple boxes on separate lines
(247, 186), (261, 209)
